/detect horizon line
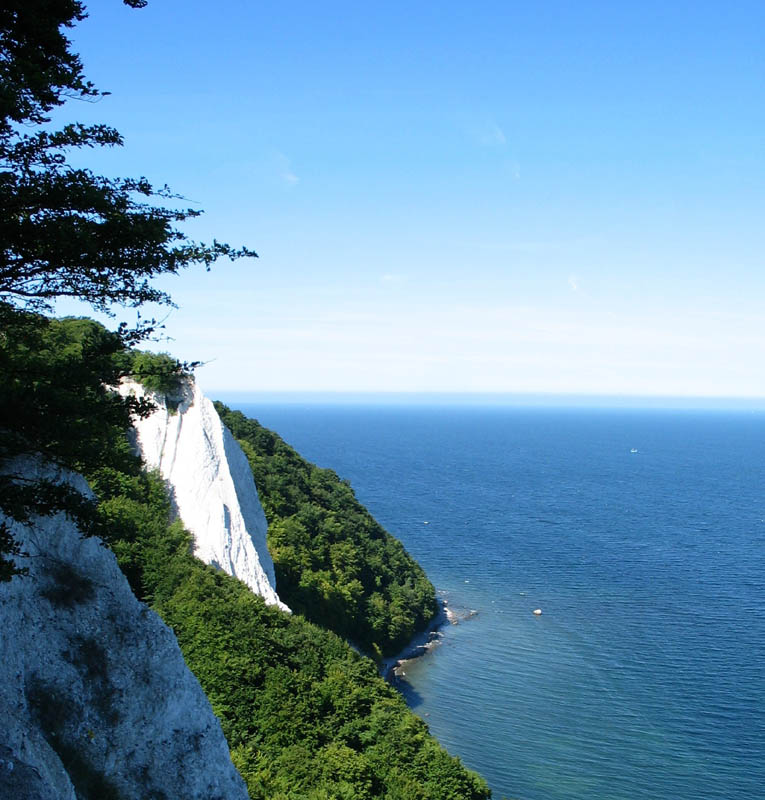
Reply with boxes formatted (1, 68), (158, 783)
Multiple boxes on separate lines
(207, 389), (765, 410)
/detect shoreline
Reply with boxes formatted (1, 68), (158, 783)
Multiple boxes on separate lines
(381, 596), (459, 681)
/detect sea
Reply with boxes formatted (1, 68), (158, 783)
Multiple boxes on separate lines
(227, 400), (765, 800)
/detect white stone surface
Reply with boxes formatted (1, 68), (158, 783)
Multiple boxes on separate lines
(121, 378), (288, 611)
(0, 459), (249, 800)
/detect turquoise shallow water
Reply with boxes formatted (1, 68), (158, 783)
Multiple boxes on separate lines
(229, 403), (765, 800)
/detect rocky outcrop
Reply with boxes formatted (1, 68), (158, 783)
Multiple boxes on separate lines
(120, 378), (288, 612)
(0, 459), (249, 800)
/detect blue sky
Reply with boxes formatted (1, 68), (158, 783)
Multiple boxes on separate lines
(56, 1), (765, 398)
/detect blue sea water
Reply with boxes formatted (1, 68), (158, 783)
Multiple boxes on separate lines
(229, 402), (765, 800)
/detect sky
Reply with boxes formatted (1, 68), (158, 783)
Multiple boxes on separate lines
(54, 0), (765, 399)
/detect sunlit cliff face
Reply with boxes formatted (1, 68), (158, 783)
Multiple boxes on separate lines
(120, 377), (288, 612)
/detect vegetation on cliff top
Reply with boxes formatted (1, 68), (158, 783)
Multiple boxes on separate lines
(0, 314), (187, 579)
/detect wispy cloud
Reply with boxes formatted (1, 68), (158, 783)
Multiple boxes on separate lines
(567, 273), (595, 301)
(478, 122), (507, 147)
(275, 152), (299, 186)
(504, 160), (521, 181)
(464, 115), (508, 148)
(380, 273), (406, 284)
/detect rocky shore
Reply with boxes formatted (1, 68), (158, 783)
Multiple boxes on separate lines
(381, 594), (479, 681)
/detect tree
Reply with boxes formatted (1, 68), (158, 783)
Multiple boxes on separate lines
(131, 350), (188, 396)
(0, 0), (256, 578)
(0, 313), (143, 580)
(0, 0), (256, 321)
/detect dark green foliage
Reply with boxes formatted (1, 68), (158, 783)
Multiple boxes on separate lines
(130, 350), (187, 397)
(97, 466), (490, 800)
(0, 520), (27, 581)
(0, 1), (94, 133)
(0, 314), (137, 469)
(0, 313), (147, 578)
(0, 0), (257, 319)
(216, 403), (438, 658)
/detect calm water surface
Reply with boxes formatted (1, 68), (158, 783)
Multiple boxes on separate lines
(229, 403), (765, 800)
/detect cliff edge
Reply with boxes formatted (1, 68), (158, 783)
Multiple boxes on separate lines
(120, 378), (288, 612)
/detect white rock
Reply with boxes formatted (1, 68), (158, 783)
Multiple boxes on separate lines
(121, 378), (288, 611)
(0, 459), (249, 800)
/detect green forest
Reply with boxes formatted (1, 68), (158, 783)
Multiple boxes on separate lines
(99, 443), (489, 800)
(217, 404), (438, 659)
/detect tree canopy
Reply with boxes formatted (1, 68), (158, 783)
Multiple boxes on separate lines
(0, 314), (147, 580)
(0, 0), (256, 320)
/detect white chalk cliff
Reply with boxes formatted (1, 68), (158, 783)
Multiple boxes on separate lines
(0, 459), (249, 800)
(120, 378), (288, 612)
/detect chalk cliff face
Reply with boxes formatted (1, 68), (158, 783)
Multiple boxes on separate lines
(0, 459), (249, 800)
(121, 378), (288, 612)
